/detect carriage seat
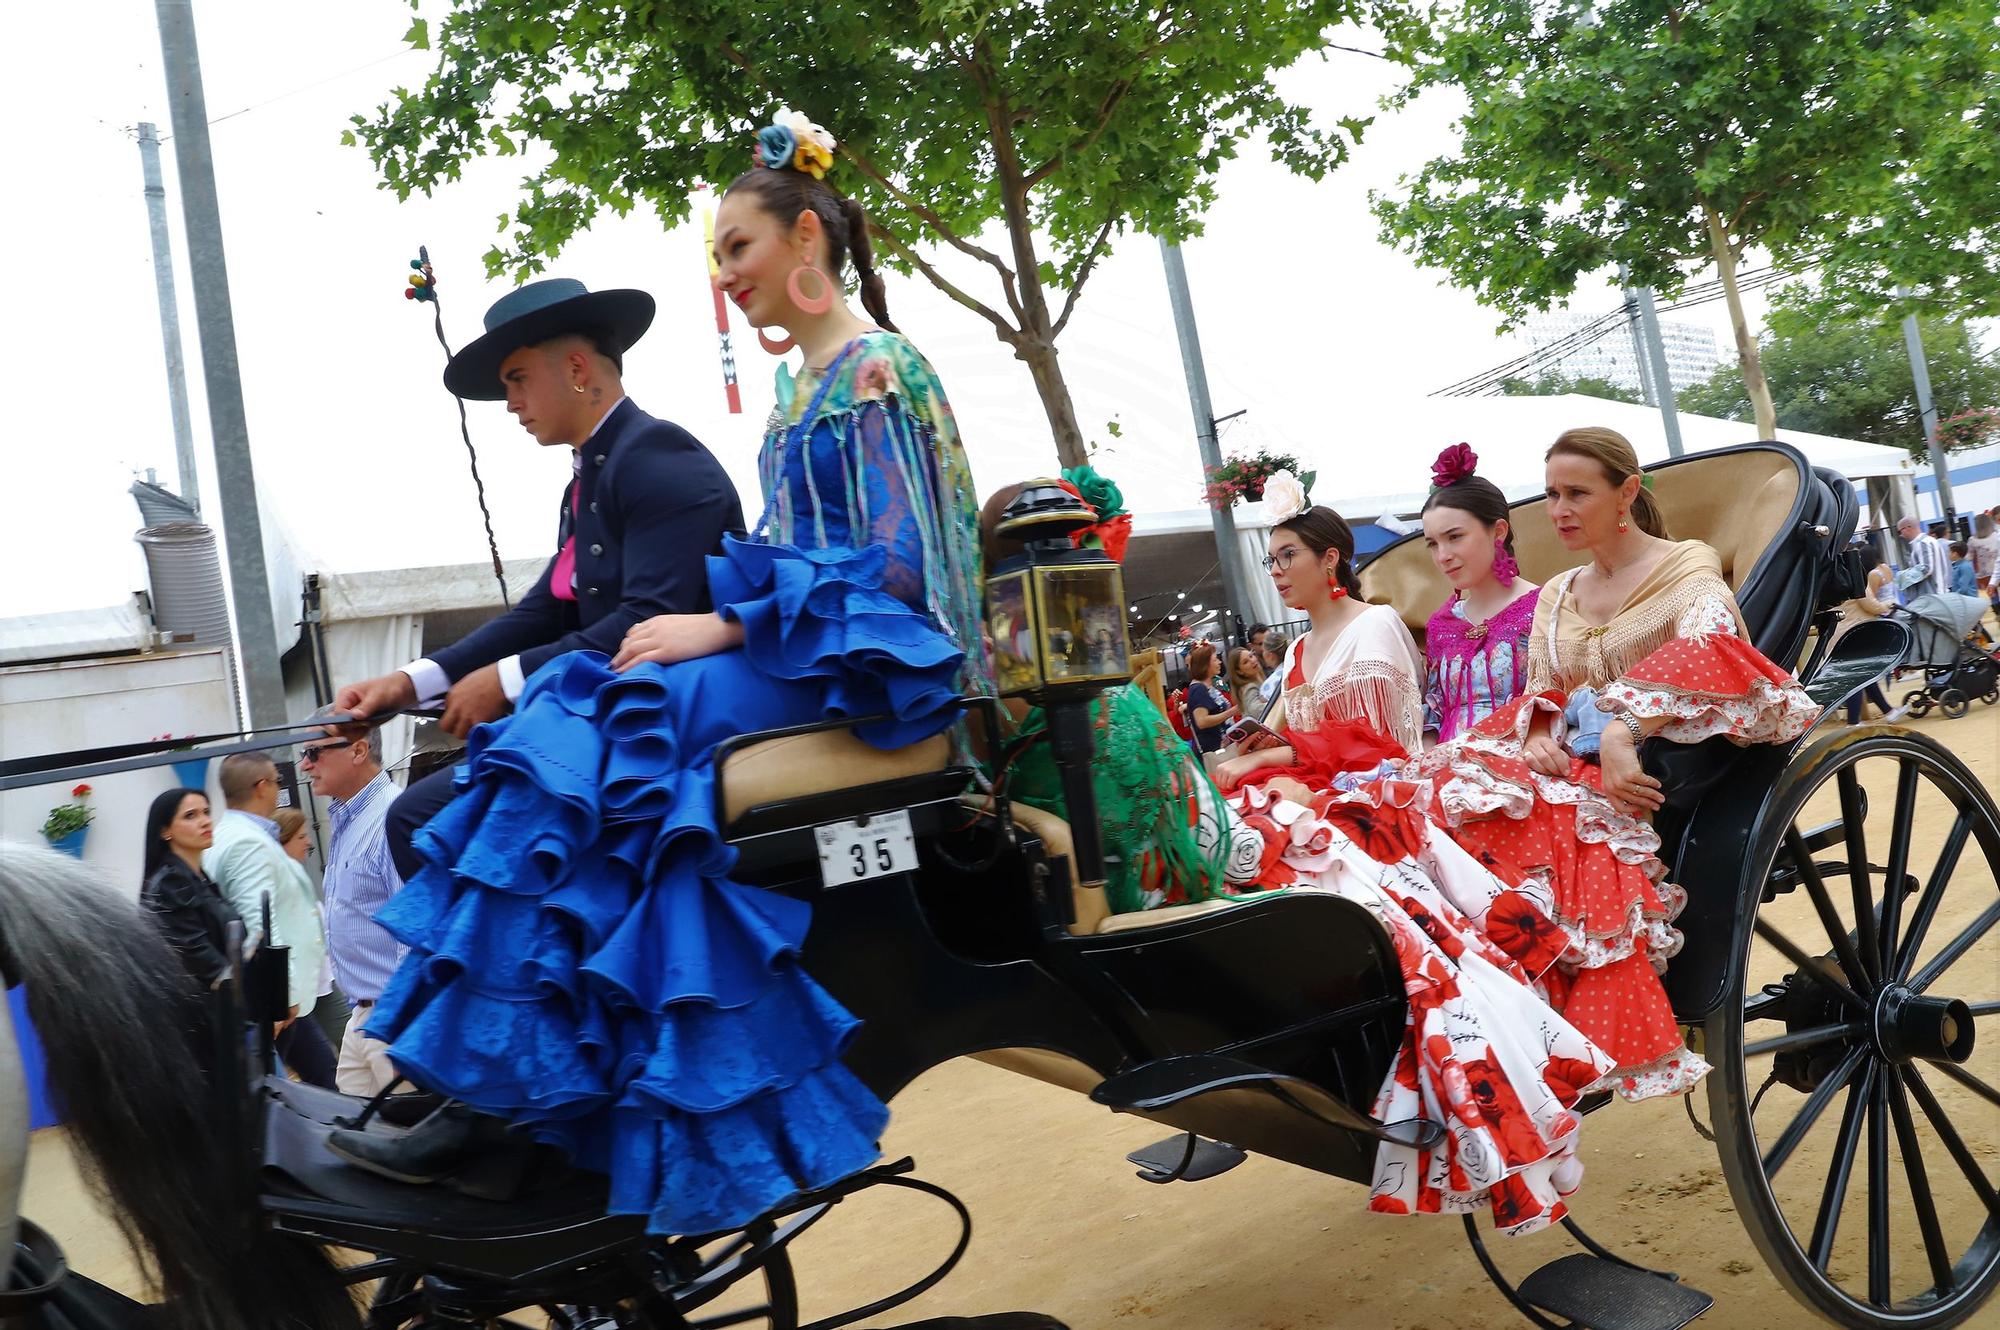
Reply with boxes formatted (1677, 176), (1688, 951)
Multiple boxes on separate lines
(996, 798), (1258, 937)
(719, 729), (954, 825)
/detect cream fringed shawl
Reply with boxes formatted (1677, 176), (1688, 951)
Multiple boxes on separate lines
(1526, 540), (1751, 693)
(1283, 603), (1427, 754)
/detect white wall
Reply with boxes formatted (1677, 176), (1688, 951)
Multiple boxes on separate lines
(0, 648), (237, 897)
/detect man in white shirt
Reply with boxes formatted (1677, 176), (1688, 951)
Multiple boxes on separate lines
(1897, 516), (1950, 600)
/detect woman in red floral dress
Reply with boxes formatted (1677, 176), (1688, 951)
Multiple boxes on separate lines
(1412, 428), (1819, 1100)
(1214, 476), (1612, 1236)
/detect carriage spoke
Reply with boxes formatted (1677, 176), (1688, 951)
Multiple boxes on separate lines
(1922, 1058), (2000, 1111)
(1783, 826), (1873, 995)
(1873, 762), (1920, 976)
(1887, 1070), (1958, 1296)
(1806, 1060), (1875, 1273)
(1909, 899), (2000, 995)
(1893, 807), (1974, 982)
(1744, 1022), (1865, 1059)
(1903, 1066), (2000, 1217)
(1967, 1000), (2000, 1017)
(1838, 766), (1882, 986)
(1755, 920), (1870, 1016)
(1865, 1071), (1891, 1308)
(1763, 1042), (1870, 1179)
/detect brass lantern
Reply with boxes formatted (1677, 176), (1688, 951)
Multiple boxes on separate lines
(986, 480), (1131, 703)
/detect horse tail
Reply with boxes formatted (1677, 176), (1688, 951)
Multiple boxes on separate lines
(0, 841), (357, 1330)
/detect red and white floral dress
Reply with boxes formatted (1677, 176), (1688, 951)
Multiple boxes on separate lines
(1412, 541), (1819, 1100)
(1224, 606), (1615, 1235)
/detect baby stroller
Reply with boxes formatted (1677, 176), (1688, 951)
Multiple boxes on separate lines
(1893, 590), (2000, 718)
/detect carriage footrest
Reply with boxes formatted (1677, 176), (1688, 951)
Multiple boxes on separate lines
(1125, 1132), (1247, 1183)
(1518, 1255), (1712, 1330)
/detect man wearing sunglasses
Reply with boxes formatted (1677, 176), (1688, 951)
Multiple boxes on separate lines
(300, 715), (405, 1096)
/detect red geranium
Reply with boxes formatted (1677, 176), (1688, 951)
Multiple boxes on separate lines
(72, 783), (93, 798)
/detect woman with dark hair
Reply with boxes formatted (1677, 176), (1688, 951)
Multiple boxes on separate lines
(1421, 444), (1541, 743)
(1183, 641), (1236, 753)
(357, 108), (991, 1238)
(1413, 426), (1817, 1101)
(138, 788), (233, 1001)
(1210, 474), (1612, 1236)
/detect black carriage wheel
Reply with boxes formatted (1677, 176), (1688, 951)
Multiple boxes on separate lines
(1939, 690), (1969, 721)
(1707, 726), (2000, 1329)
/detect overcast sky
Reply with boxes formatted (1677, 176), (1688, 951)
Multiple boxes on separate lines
(3, 0), (1781, 620)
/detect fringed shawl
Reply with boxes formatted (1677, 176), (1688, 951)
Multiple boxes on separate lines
(1284, 603), (1427, 755)
(1526, 540), (1749, 693)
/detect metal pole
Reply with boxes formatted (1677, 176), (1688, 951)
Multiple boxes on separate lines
(154, 0), (288, 728)
(1160, 240), (1254, 637)
(1626, 270), (1686, 457)
(138, 122), (200, 516)
(1896, 286), (1955, 526)
(1617, 267), (1653, 405)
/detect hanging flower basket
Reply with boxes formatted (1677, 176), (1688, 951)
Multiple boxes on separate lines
(1936, 408), (1998, 453)
(1201, 449), (1316, 511)
(173, 757), (211, 790)
(42, 783), (94, 857)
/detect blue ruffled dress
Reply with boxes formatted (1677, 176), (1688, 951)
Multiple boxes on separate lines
(367, 332), (989, 1235)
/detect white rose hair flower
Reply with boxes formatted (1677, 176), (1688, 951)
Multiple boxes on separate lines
(1262, 470), (1310, 523)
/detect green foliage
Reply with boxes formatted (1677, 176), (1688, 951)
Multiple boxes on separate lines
(348, 1), (1372, 463)
(1675, 288), (2000, 455)
(1370, 0), (2000, 323)
(1496, 371), (1642, 405)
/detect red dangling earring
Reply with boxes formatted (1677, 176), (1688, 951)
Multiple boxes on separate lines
(1326, 567), (1350, 602)
(1491, 535), (1519, 588)
(1617, 510), (1630, 534)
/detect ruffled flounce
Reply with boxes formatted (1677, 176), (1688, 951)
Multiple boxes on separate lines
(1598, 631), (1821, 746)
(366, 565), (961, 1231)
(709, 534), (963, 749)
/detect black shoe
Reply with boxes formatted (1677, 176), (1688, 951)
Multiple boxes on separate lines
(325, 1102), (537, 1201)
(331, 1090), (446, 1131)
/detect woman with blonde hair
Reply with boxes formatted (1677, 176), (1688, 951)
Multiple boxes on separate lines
(1414, 426), (1819, 1100)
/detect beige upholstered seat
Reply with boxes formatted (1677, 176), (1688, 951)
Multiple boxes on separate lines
(718, 729), (953, 824)
(1360, 447), (1802, 639)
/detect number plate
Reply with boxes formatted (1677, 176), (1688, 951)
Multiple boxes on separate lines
(814, 809), (918, 888)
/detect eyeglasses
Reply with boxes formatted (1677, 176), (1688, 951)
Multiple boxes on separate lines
(299, 740), (354, 766)
(1260, 547), (1307, 573)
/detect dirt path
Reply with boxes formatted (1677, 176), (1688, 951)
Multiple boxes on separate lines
(22, 705), (1999, 1328)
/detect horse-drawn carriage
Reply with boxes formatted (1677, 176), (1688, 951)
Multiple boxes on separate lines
(3, 443), (1994, 1330)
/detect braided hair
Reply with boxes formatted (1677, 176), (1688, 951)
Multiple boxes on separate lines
(723, 167), (898, 333)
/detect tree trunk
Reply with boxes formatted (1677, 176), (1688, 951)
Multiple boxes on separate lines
(1703, 204), (1777, 438)
(1016, 334), (1089, 469)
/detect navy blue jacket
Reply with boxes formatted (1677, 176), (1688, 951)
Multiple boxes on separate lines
(429, 400), (745, 682)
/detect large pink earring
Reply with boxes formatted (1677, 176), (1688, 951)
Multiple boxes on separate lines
(787, 261), (835, 315)
(1491, 535), (1519, 588)
(758, 327), (795, 355)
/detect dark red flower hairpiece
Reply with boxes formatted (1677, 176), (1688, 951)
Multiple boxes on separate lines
(1431, 442), (1478, 489)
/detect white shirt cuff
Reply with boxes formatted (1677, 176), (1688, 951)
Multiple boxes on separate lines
(497, 654), (527, 701)
(398, 658), (450, 705)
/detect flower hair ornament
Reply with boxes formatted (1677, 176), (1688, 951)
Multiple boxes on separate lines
(1431, 442), (1478, 489)
(753, 107), (837, 180)
(1262, 469), (1312, 524)
(1057, 464), (1134, 562)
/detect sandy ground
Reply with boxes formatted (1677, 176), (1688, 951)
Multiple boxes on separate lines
(21, 703), (1999, 1329)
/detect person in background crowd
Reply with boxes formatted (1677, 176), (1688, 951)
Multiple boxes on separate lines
(299, 713), (406, 1097)
(1247, 623), (1269, 657)
(1831, 557), (1899, 723)
(1898, 516), (1949, 600)
(1947, 540), (1977, 597)
(275, 807), (350, 1052)
(139, 788), (231, 1078)
(1969, 513), (2000, 615)
(205, 756), (336, 1088)
(1184, 642), (1236, 752)
(1256, 630), (1289, 708)
(1227, 645), (1265, 708)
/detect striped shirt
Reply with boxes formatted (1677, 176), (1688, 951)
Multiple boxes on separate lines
(323, 771), (405, 1002)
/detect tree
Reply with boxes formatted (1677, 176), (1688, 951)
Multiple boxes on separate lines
(1496, 371), (1642, 404)
(348, 1), (1371, 469)
(1370, 0), (1999, 440)
(1676, 288), (2000, 455)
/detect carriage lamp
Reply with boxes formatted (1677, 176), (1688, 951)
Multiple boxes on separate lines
(986, 481), (1132, 704)
(986, 481), (1130, 910)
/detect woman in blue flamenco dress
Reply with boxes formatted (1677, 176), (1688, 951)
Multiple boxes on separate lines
(365, 112), (990, 1237)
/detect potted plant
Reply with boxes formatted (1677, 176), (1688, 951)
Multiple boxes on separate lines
(42, 784), (94, 857)
(159, 734), (208, 790)
(1200, 449), (1317, 511)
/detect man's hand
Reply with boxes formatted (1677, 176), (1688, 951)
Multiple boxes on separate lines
(439, 664), (510, 738)
(612, 613), (743, 672)
(335, 671), (417, 721)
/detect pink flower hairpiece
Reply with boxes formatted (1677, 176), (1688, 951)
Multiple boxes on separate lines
(1431, 442), (1478, 489)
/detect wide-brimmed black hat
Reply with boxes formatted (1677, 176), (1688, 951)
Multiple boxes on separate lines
(443, 278), (655, 400)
